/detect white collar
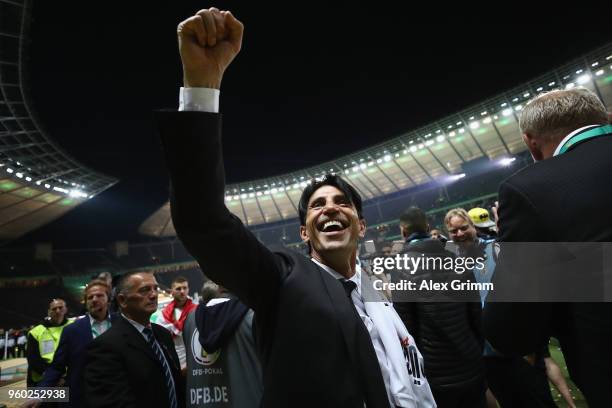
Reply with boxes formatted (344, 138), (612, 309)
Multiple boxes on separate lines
(552, 124), (600, 157)
(310, 258), (362, 293)
(121, 313), (150, 334)
(88, 313), (110, 326)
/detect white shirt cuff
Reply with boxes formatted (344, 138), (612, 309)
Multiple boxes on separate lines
(179, 87), (220, 113)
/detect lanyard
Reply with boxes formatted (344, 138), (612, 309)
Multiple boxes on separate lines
(557, 124), (612, 155)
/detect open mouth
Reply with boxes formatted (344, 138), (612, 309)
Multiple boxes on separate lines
(317, 219), (348, 233)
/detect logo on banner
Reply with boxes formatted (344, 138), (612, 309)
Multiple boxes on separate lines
(191, 328), (220, 366)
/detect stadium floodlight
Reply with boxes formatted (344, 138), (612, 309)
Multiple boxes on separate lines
(44, 184), (51, 189)
(25, 177), (32, 182)
(595, 69), (604, 76)
(548, 81), (556, 86)
(384, 155), (391, 162)
(514, 105), (523, 111)
(482, 117), (492, 124)
(425, 140), (434, 147)
(448, 131), (456, 137)
(458, 128), (465, 134)
(436, 135), (445, 143)
(73, 192), (90, 200)
(576, 74), (591, 84)
(592, 62), (599, 67)
(410, 146), (417, 153)
(523, 92), (530, 97)
(565, 82), (575, 89)
(225, 196), (232, 202)
(54, 186), (68, 194)
(233, 194), (240, 200)
(16, 172), (23, 178)
(240, 193), (248, 199)
(469, 121), (480, 130)
(444, 173), (466, 183)
(360, 163), (367, 169)
(502, 108), (513, 117)
(418, 144), (424, 150)
(575, 69), (583, 75)
(256, 191), (262, 197)
(536, 87), (543, 91)
(499, 157), (516, 166)
(6, 168), (14, 173)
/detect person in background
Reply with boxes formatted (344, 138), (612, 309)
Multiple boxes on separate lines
(26, 299), (73, 386)
(467, 208), (497, 239)
(24, 279), (114, 408)
(84, 271), (184, 408)
(16, 329), (27, 357)
(183, 281), (262, 407)
(483, 87), (612, 407)
(154, 276), (197, 369)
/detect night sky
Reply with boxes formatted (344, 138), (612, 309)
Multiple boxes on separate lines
(14, 2), (611, 248)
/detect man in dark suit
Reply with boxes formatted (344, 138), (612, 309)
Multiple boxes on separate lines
(24, 279), (114, 408)
(393, 207), (485, 408)
(483, 87), (612, 407)
(159, 8), (435, 407)
(83, 271), (184, 408)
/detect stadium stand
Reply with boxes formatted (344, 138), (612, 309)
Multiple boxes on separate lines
(0, 0), (117, 242)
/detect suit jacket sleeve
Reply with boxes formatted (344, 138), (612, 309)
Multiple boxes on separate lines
(157, 111), (287, 314)
(483, 179), (553, 355)
(83, 338), (137, 408)
(37, 327), (70, 387)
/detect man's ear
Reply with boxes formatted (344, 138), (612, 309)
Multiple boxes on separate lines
(116, 293), (127, 309)
(522, 132), (544, 161)
(299, 225), (309, 243)
(400, 225), (408, 239)
(358, 219), (366, 239)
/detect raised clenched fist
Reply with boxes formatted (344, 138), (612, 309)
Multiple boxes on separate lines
(177, 8), (243, 89)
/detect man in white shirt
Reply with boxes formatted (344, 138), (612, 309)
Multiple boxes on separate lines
(158, 8), (436, 407)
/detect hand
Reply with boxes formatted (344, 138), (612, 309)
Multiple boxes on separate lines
(177, 8), (243, 89)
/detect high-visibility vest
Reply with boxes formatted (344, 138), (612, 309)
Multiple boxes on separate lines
(28, 319), (73, 382)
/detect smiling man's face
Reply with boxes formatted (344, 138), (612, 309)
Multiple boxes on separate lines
(300, 185), (365, 266)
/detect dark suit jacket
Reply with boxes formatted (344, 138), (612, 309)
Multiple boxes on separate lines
(158, 111), (390, 408)
(83, 316), (185, 408)
(483, 133), (612, 407)
(39, 315), (98, 407)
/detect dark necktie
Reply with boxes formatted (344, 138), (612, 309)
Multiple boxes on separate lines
(142, 327), (178, 408)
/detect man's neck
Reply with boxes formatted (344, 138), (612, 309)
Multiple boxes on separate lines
(312, 252), (355, 278)
(122, 312), (149, 327)
(174, 299), (187, 308)
(90, 311), (108, 322)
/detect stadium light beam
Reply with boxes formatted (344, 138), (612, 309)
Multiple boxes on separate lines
(499, 157), (516, 166)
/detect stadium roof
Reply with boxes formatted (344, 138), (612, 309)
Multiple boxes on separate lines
(141, 43), (612, 237)
(0, 0), (118, 241)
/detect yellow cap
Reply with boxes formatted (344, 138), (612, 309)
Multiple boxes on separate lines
(468, 207), (495, 228)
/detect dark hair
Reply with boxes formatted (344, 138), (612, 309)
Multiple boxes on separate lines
(171, 276), (188, 287)
(399, 206), (428, 234)
(298, 175), (363, 226)
(117, 271), (153, 295)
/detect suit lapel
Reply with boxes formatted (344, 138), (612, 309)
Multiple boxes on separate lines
(117, 317), (160, 365)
